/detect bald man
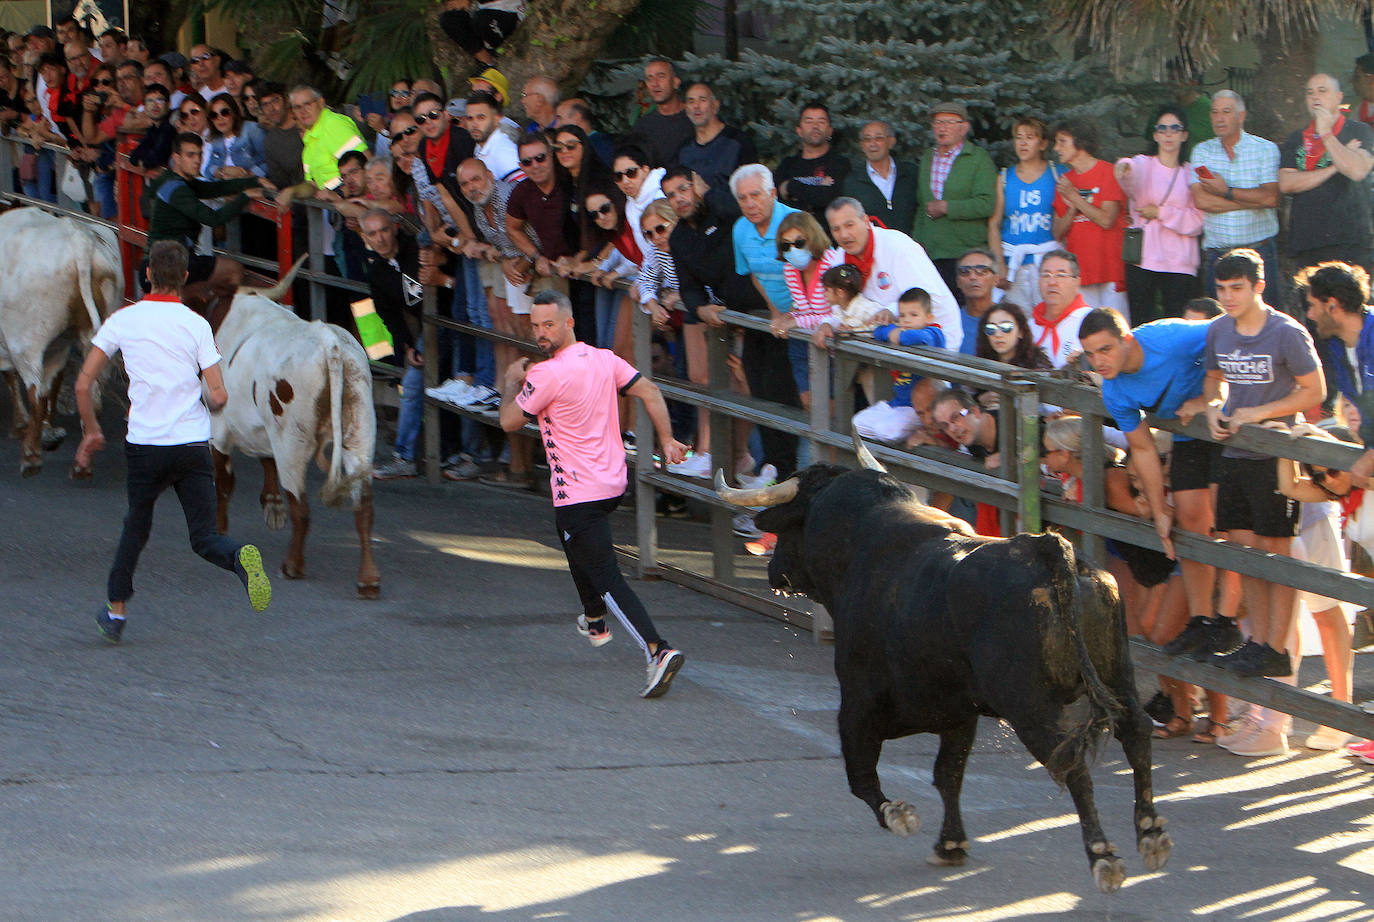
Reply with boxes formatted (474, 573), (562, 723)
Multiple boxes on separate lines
(521, 75), (558, 133)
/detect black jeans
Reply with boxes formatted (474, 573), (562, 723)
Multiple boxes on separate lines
(740, 326), (801, 478)
(1125, 263), (1201, 324)
(107, 442), (243, 603)
(555, 495), (663, 661)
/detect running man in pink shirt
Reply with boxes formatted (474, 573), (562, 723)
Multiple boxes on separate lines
(499, 289), (690, 697)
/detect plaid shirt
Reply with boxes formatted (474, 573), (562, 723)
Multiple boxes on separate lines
(1187, 132), (1280, 249)
(930, 142), (963, 199)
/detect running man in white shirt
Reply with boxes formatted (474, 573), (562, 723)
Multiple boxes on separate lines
(76, 240), (272, 643)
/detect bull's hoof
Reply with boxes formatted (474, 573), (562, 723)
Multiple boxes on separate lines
(1091, 855), (1127, 893)
(70, 463), (93, 480)
(880, 800), (920, 838)
(20, 457), (42, 477)
(926, 840), (969, 866)
(280, 563), (305, 580)
(261, 494), (287, 530)
(1137, 817), (1172, 872)
(41, 425), (66, 451)
(357, 580), (380, 600)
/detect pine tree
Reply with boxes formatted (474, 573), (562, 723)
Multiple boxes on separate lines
(645, 0), (1127, 164)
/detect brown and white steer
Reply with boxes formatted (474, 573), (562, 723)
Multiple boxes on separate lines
(208, 275), (380, 598)
(0, 208), (122, 476)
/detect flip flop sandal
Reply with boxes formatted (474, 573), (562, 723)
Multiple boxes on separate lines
(1193, 719), (1229, 744)
(1153, 716), (1193, 740)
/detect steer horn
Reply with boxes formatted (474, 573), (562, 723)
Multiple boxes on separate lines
(247, 253), (310, 302)
(852, 430), (887, 472)
(714, 469), (800, 507)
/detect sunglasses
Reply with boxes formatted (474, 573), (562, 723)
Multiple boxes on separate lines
(613, 166), (641, 182)
(241, 94), (257, 102)
(394, 125), (420, 138)
(983, 321), (1016, 335)
(179, 108), (203, 117)
(958, 264), (994, 276)
(211, 108), (233, 118)
(1153, 123), (1186, 133)
(552, 140), (581, 152)
(645, 222), (670, 237)
(190, 53), (214, 63)
(389, 89), (412, 98)
(93, 77), (114, 86)
(520, 152), (549, 166)
(938, 407), (972, 430)
(780, 238), (808, 251)
(413, 109), (443, 123)
(590, 202), (615, 216)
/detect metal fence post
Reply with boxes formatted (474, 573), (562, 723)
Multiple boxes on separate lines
(307, 206), (327, 323)
(422, 285), (441, 483)
(707, 324), (735, 582)
(633, 308), (658, 577)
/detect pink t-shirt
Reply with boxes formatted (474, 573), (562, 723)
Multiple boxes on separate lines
(516, 341), (640, 506)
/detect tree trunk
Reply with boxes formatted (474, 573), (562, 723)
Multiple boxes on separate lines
(429, 0), (642, 106)
(1248, 26), (1317, 142)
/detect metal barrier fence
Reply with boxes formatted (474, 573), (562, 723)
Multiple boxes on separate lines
(2, 128), (1368, 740)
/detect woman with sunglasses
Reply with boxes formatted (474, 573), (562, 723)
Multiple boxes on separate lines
(636, 198), (683, 327)
(1276, 422), (1364, 753)
(73, 63), (124, 217)
(976, 301), (1052, 369)
(774, 211), (843, 413)
(174, 96), (209, 141)
(610, 145), (665, 266)
(203, 93), (266, 180)
(575, 181), (638, 351)
(552, 124), (609, 208)
(239, 77), (264, 123)
(1114, 104), (1204, 324)
(368, 78), (412, 156)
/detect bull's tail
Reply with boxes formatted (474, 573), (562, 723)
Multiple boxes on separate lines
(75, 234), (103, 334)
(319, 341), (349, 508)
(1032, 533), (1122, 783)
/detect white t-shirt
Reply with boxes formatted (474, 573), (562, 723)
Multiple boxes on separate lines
(476, 131), (522, 182)
(90, 295), (222, 445)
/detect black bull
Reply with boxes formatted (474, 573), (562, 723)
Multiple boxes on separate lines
(720, 463), (1170, 893)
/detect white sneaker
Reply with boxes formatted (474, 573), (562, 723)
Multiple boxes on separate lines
(426, 378), (475, 404)
(458, 384), (500, 408)
(1224, 726), (1289, 757)
(737, 463), (778, 489)
(732, 512), (763, 539)
(1304, 726), (1351, 751)
(668, 451), (713, 479)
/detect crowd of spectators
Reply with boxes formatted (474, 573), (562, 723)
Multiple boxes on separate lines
(1, 23), (1369, 758)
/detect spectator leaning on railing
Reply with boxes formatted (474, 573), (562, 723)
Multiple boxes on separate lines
(274, 85), (365, 206)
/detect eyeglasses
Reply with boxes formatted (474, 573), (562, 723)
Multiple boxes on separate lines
(552, 140), (581, 152)
(932, 118), (965, 127)
(645, 223), (670, 237)
(389, 89), (412, 98)
(780, 238), (808, 251)
(591, 202), (615, 216)
(394, 125), (419, 138)
(179, 107), (203, 117)
(241, 94), (257, 102)
(1310, 467), (1335, 484)
(613, 166), (641, 182)
(290, 101), (318, 111)
(983, 321), (1016, 335)
(937, 407), (972, 430)
(190, 53), (213, 63)
(413, 109), (443, 123)
(519, 152), (549, 166)
(93, 77), (114, 86)
(211, 107), (233, 118)
(1153, 123), (1186, 133)
(958, 264), (995, 276)
(1040, 270), (1077, 279)
(859, 134), (891, 143)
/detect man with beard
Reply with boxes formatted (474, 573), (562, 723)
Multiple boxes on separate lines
(499, 290), (688, 698)
(775, 101), (850, 222)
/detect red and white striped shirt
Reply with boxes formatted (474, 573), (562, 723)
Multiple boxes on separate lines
(784, 247), (845, 330)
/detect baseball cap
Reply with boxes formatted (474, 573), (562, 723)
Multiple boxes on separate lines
(468, 67), (509, 104)
(26, 25), (55, 39)
(159, 51), (188, 69)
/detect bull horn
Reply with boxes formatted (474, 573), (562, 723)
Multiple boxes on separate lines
(248, 253), (310, 302)
(852, 430), (887, 472)
(714, 469), (800, 507)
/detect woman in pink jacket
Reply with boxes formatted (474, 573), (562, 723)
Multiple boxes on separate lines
(1115, 104), (1205, 324)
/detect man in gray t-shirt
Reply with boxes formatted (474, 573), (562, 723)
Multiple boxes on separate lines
(1200, 249), (1324, 702)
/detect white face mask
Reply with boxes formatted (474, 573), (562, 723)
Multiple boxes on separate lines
(783, 247), (812, 270)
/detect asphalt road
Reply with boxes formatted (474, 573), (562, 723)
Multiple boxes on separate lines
(1, 409), (1371, 922)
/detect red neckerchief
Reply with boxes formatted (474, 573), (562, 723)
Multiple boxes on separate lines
(844, 223), (878, 280)
(1360, 101), (1374, 127)
(1302, 114), (1345, 170)
(423, 129), (450, 180)
(1340, 487), (1365, 525)
(46, 84), (63, 123)
(1032, 293), (1088, 357)
(1057, 471), (1082, 503)
(143, 293), (183, 302)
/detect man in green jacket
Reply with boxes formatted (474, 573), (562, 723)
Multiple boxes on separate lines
(145, 131), (266, 296)
(915, 101), (996, 300)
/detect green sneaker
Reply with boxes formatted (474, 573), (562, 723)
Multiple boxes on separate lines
(95, 605), (126, 644)
(236, 545), (272, 612)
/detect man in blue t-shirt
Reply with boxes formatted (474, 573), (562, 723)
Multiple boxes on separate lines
(1079, 307), (1243, 660)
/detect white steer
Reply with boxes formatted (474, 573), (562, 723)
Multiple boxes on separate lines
(0, 207), (122, 476)
(208, 278), (380, 599)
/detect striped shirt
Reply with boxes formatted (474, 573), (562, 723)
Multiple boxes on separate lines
(1186, 132), (1280, 248)
(636, 244), (681, 304)
(783, 247), (845, 330)
(471, 178), (524, 259)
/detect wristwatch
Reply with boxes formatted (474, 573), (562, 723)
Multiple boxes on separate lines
(1224, 186), (1234, 201)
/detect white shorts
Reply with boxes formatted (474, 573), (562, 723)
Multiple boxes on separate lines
(478, 258), (504, 291)
(852, 401), (919, 444)
(507, 275), (569, 316)
(1292, 509), (1347, 613)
